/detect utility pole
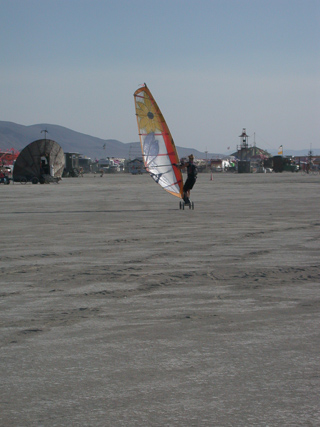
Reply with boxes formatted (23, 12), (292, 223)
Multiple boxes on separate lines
(41, 129), (48, 140)
(308, 144), (313, 165)
(205, 148), (208, 172)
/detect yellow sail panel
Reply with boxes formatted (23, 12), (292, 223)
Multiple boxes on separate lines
(133, 84), (184, 199)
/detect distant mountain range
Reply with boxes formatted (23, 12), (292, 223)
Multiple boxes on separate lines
(0, 121), (318, 159)
(0, 121), (221, 160)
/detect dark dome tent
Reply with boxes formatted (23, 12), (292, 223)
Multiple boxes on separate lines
(13, 139), (65, 184)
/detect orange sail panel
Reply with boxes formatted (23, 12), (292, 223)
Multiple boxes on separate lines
(134, 84), (184, 199)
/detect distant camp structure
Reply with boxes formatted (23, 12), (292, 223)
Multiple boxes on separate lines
(232, 128), (271, 173)
(0, 148), (20, 166)
(13, 139), (65, 184)
(64, 152), (80, 177)
(128, 158), (145, 174)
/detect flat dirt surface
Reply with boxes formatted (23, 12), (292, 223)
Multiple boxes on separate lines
(1, 172), (319, 426)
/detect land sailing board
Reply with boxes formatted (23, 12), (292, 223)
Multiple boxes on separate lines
(179, 200), (194, 210)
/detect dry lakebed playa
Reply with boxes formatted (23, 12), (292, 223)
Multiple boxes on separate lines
(1, 172), (319, 426)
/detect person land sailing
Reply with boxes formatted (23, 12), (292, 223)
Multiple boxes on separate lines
(176, 154), (197, 205)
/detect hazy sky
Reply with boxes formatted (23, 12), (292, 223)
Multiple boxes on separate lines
(1, 0), (319, 153)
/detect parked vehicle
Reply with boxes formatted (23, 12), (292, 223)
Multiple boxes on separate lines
(272, 156), (299, 173)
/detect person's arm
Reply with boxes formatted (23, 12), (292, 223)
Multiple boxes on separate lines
(174, 162), (188, 170)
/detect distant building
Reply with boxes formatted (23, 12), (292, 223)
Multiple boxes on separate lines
(128, 158), (145, 174)
(210, 159), (230, 172)
(229, 128), (271, 173)
(64, 152), (80, 177)
(234, 128), (271, 161)
(79, 156), (94, 173)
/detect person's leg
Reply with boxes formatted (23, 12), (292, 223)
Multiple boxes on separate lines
(183, 178), (191, 201)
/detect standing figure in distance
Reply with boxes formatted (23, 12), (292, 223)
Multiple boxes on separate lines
(176, 154), (197, 205)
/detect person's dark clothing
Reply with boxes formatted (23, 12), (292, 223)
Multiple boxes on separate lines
(183, 162), (197, 192)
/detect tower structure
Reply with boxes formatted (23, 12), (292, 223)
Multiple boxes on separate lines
(238, 128), (249, 160)
(237, 128), (251, 173)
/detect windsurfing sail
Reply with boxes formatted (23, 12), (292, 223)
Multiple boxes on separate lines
(133, 84), (184, 199)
